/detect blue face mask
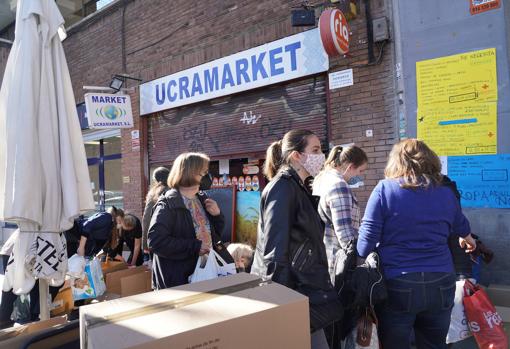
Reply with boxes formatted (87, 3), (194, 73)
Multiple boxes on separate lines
(347, 175), (364, 186)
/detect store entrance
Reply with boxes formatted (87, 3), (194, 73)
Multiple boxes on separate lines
(84, 131), (123, 212)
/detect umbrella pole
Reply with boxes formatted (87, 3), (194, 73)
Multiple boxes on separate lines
(39, 279), (50, 320)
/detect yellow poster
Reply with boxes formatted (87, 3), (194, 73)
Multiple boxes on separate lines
(416, 48), (497, 156)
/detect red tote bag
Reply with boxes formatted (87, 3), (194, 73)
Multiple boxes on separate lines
(463, 280), (508, 349)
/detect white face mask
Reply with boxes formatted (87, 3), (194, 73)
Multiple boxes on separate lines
(301, 153), (325, 177)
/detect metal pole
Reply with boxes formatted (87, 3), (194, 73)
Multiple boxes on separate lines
(39, 279), (50, 320)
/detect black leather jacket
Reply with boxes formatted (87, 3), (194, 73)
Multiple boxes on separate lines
(251, 167), (333, 294)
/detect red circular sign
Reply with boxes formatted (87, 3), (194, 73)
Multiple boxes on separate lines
(319, 9), (350, 57)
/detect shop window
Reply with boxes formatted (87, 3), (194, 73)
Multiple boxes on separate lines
(103, 136), (121, 156)
(104, 158), (123, 209)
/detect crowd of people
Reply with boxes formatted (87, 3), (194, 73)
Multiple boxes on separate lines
(0, 128), (481, 349)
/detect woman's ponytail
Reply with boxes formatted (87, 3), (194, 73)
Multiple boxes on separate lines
(263, 140), (283, 180)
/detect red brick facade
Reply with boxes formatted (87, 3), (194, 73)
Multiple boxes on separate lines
(1, 0), (396, 217)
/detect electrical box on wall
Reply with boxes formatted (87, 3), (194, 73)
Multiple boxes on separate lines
(291, 9), (316, 26)
(372, 17), (389, 42)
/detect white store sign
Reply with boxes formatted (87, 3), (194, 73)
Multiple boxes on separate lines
(139, 28), (329, 115)
(85, 93), (134, 129)
(328, 68), (354, 89)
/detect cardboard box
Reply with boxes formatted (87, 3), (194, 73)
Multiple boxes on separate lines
(105, 266), (151, 296)
(80, 273), (310, 349)
(51, 284), (74, 316)
(102, 260), (129, 275)
(0, 316), (67, 342)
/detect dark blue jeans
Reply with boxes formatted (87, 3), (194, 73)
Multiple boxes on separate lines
(377, 272), (456, 349)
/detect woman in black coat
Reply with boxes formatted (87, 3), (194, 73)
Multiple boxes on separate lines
(251, 130), (340, 349)
(148, 152), (224, 289)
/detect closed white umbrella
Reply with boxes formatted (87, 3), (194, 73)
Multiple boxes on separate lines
(0, 0), (94, 317)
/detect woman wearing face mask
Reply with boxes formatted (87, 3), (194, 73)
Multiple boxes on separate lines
(313, 146), (368, 269)
(148, 152), (225, 289)
(251, 130), (342, 349)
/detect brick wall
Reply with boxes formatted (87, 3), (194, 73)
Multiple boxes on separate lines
(327, 0), (396, 208)
(0, 0), (396, 216)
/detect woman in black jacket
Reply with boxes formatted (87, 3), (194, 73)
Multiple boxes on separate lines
(251, 129), (340, 349)
(148, 152), (224, 289)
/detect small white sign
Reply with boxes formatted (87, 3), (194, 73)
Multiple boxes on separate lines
(440, 156), (448, 175)
(329, 69), (354, 90)
(85, 93), (134, 129)
(219, 159), (229, 175)
(131, 130), (140, 139)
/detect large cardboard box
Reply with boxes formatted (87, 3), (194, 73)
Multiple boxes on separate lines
(51, 282), (74, 316)
(80, 273), (310, 349)
(105, 266), (151, 296)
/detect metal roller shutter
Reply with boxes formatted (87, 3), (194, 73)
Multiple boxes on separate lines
(148, 75), (327, 164)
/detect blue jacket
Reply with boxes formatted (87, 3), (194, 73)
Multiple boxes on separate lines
(81, 212), (114, 241)
(357, 178), (471, 279)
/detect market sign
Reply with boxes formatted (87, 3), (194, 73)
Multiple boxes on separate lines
(319, 9), (350, 57)
(139, 28), (329, 115)
(470, 0), (501, 15)
(84, 93), (134, 129)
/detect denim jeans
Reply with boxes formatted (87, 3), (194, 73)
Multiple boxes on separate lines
(377, 272), (456, 349)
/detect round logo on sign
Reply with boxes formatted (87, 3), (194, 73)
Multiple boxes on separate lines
(319, 9), (350, 57)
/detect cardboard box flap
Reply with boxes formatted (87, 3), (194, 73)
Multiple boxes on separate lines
(84, 276), (264, 330)
(81, 274), (309, 349)
(105, 266), (147, 295)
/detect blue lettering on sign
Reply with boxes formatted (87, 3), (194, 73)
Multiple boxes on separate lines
(179, 76), (190, 100)
(251, 52), (268, 81)
(167, 80), (177, 102)
(191, 73), (203, 97)
(91, 96), (127, 104)
(235, 58), (250, 85)
(221, 63), (235, 89)
(204, 67), (219, 93)
(269, 47), (284, 76)
(285, 41), (301, 71)
(153, 39), (305, 105)
(155, 83), (165, 105)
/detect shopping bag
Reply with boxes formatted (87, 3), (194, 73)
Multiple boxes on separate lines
(463, 280), (508, 349)
(71, 258), (105, 300)
(344, 307), (380, 349)
(89, 258), (106, 296)
(214, 250), (236, 277)
(189, 250), (236, 283)
(189, 252), (220, 283)
(446, 280), (473, 343)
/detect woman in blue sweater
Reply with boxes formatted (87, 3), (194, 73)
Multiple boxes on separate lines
(357, 139), (476, 349)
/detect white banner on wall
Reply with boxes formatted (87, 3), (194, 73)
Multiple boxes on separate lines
(139, 28), (329, 115)
(85, 93), (134, 129)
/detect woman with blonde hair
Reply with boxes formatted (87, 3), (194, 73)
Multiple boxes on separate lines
(357, 139), (476, 349)
(148, 152), (225, 289)
(313, 145), (368, 274)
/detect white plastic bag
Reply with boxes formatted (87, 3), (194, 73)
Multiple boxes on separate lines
(189, 250), (236, 283)
(215, 250), (236, 277)
(67, 254), (86, 279)
(446, 280), (473, 343)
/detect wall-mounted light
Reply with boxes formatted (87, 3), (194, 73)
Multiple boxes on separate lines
(109, 74), (143, 93)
